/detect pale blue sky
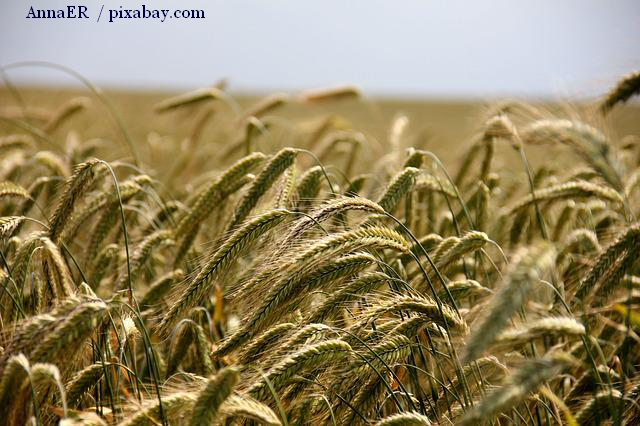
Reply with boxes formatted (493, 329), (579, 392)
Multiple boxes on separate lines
(1, 1), (639, 98)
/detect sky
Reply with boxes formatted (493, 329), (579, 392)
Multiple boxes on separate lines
(1, 1), (639, 99)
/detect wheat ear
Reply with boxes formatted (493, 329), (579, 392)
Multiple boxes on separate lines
(600, 71), (640, 114)
(247, 339), (352, 399)
(189, 367), (239, 426)
(461, 353), (573, 425)
(572, 223), (640, 308)
(462, 243), (555, 363)
(375, 412), (432, 425)
(159, 209), (290, 334)
(48, 159), (101, 243)
(226, 148), (297, 232)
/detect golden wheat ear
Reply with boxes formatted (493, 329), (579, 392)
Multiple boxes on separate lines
(159, 209), (291, 335)
(47, 159), (101, 243)
(189, 367), (239, 426)
(154, 87), (226, 113)
(461, 353), (574, 425)
(43, 96), (91, 134)
(247, 339), (353, 400)
(298, 85), (361, 103)
(462, 243), (556, 364)
(374, 412), (432, 426)
(601, 71), (640, 115)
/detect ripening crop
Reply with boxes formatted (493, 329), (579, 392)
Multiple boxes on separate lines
(1, 71), (639, 425)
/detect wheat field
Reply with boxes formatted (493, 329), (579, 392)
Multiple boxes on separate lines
(1, 71), (640, 425)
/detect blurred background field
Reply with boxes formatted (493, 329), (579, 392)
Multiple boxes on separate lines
(3, 86), (639, 169)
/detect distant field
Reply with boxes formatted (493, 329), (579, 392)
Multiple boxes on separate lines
(3, 86), (639, 164)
